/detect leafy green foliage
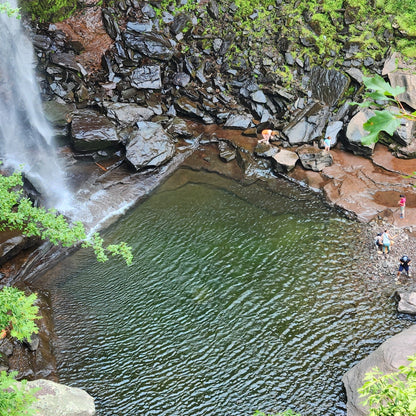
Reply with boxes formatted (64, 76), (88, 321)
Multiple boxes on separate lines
(0, 371), (39, 416)
(19, 0), (77, 22)
(0, 2), (20, 18)
(0, 287), (39, 342)
(352, 75), (415, 145)
(253, 410), (301, 416)
(0, 169), (132, 265)
(359, 354), (416, 415)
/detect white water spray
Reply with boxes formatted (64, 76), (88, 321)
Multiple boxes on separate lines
(0, 0), (71, 209)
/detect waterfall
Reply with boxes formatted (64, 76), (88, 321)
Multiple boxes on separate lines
(0, 0), (71, 209)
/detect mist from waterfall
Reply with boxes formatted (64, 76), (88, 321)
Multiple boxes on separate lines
(0, 0), (71, 210)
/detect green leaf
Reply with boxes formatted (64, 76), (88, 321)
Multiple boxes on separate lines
(362, 110), (402, 144)
(363, 75), (406, 97)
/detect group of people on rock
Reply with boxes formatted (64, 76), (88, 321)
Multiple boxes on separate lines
(373, 193), (410, 283)
(374, 230), (411, 282)
(258, 129), (332, 152)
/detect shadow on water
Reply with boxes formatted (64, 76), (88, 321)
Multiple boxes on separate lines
(36, 169), (413, 416)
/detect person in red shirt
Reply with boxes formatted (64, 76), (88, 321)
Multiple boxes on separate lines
(398, 194), (406, 219)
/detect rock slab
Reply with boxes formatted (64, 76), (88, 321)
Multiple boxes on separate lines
(342, 325), (416, 416)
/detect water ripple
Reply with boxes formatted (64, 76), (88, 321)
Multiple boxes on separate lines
(41, 172), (412, 416)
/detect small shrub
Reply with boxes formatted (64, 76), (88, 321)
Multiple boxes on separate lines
(0, 287), (39, 342)
(0, 371), (39, 416)
(19, 0), (77, 22)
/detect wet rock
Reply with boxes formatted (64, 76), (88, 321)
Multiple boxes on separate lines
(102, 9), (120, 39)
(50, 52), (81, 72)
(224, 113), (253, 129)
(297, 145), (333, 171)
(250, 90), (267, 104)
(310, 67), (350, 107)
(272, 149), (299, 172)
(0, 338), (13, 357)
(126, 21), (153, 34)
(70, 109), (120, 152)
(125, 121), (175, 170)
(345, 108), (376, 157)
(345, 67), (364, 84)
(218, 141), (236, 162)
(175, 96), (205, 119)
(172, 72), (191, 87)
(123, 31), (174, 61)
(324, 121), (343, 146)
(102, 102), (154, 127)
(42, 101), (75, 127)
(389, 106), (416, 147)
(166, 117), (194, 139)
(130, 66), (162, 89)
(343, 325), (416, 416)
(254, 142), (279, 158)
(31, 34), (52, 51)
(0, 235), (38, 266)
(24, 333), (40, 352)
(283, 102), (330, 145)
(24, 379), (96, 416)
(396, 291), (416, 314)
(170, 12), (192, 35)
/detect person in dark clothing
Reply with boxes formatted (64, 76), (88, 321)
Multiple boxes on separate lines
(397, 255), (411, 280)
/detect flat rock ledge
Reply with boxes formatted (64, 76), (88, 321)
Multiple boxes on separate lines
(22, 379), (95, 416)
(342, 325), (416, 416)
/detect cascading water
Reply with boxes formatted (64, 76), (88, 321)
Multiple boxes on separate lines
(0, 0), (70, 209)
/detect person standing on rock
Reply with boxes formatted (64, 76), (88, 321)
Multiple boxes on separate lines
(381, 229), (395, 254)
(324, 136), (331, 152)
(396, 255), (411, 281)
(398, 194), (406, 219)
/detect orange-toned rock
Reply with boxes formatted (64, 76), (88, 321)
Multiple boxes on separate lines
(55, 6), (113, 73)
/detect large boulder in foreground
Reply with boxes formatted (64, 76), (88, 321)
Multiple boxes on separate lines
(125, 121), (176, 171)
(342, 325), (416, 416)
(24, 379), (95, 416)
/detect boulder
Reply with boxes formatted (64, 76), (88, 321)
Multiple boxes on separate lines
(272, 149), (299, 172)
(125, 121), (175, 170)
(310, 67), (350, 107)
(397, 291), (416, 314)
(0, 235), (38, 266)
(283, 102), (330, 145)
(342, 325), (416, 416)
(324, 121), (343, 146)
(102, 102), (154, 127)
(218, 140), (236, 162)
(175, 96), (206, 120)
(130, 66), (162, 90)
(166, 117), (194, 139)
(224, 113), (253, 129)
(383, 53), (416, 110)
(344, 109), (376, 157)
(123, 31), (174, 61)
(297, 145), (333, 171)
(70, 109), (119, 152)
(24, 379), (96, 416)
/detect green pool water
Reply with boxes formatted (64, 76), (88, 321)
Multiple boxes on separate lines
(40, 169), (411, 416)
